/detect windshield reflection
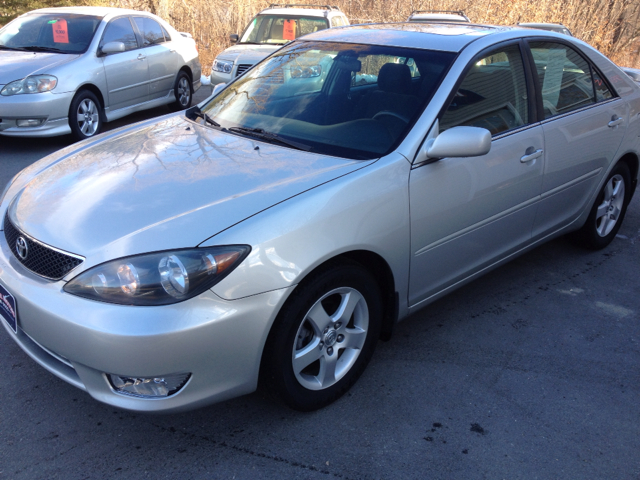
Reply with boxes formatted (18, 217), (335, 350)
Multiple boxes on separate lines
(202, 41), (454, 160)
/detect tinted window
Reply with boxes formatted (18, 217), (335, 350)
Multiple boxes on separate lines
(441, 44), (529, 135)
(592, 69), (613, 102)
(529, 41), (595, 118)
(133, 17), (166, 46)
(100, 17), (138, 51)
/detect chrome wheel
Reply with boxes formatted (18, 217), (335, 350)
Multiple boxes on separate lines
(76, 98), (100, 136)
(292, 286), (369, 391)
(177, 76), (191, 107)
(594, 173), (625, 237)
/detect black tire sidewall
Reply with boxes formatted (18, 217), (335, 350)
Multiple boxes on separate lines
(69, 90), (102, 141)
(577, 161), (631, 249)
(262, 262), (382, 411)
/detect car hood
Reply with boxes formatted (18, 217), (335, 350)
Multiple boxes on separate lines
(217, 44), (281, 63)
(6, 114), (372, 270)
(0, 51), (80, 84)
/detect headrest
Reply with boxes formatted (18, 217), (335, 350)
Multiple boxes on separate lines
(378, 63), (412, 95)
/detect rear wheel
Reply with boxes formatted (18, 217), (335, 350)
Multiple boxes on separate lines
(69, 90), (102, 141)
(169, 71), (192, 111)
(572, 161), (631, 249)
(261, 262), (382, 411)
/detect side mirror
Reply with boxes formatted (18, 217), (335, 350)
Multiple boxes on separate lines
(418, 124), (491, 162)
(229, 34), (239, 44)
(212, 83), (226, 97)
(100, 41), (125, 55)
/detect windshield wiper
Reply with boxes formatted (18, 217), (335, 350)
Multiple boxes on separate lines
(0, 45), (27, 51)
(227, 127), (312, 152)
(21, 45), (69, 54)
(192, 110), (222, 128)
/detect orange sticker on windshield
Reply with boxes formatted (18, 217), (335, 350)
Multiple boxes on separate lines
(52, 19), (69, 44)
(283, 19), (296, 40)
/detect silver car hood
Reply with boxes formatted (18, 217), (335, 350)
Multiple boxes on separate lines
(8, 114), (372, 267)
(0, 51), (80, 84)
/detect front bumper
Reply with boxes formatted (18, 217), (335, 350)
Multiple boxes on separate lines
(0, 90), (74, 137)
(0, 232), (291, 412)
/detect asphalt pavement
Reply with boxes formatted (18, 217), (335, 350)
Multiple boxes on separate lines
(0, 85), (639, 479)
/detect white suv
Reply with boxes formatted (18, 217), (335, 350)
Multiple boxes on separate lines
(210, 4), (349, 85)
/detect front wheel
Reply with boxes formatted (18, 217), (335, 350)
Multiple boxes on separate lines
(69, 90), (102, 141)
(261, 262), (382, 411)
(169, 71), (192, 111)
(572, 161), (631, 249)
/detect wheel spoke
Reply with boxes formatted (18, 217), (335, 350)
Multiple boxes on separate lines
(318, 354), (338, 387)
(604, 180), (614, 200)
(334, 290), (363, 326)
(597, 215), (612, 236)
(595, 201), (609, 219)
(306, 301), (332, 332)
(340, 326), (367, 350)
(292, 340), (322, 375)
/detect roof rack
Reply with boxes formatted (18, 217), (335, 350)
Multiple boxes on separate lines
(267, 4), (341, 11)
(410, 9), (467, 16)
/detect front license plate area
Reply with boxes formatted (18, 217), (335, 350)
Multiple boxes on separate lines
(0, 283), (18, 333)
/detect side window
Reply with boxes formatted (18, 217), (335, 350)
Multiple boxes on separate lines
(133, 17), (166, 46)
(592, 69), (613, 102)
(440, 44), (529, 135)
(100, 17), (138, 51)
(529, 41), (595, 118)
(331, 16), (344, 27)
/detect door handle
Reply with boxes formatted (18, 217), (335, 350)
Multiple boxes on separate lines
(608, 116), (623, 128)
(520, 148), (543, 163)
(137, 54), (146, 60)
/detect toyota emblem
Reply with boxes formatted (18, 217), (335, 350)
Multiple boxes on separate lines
(16, 236), (28, 260)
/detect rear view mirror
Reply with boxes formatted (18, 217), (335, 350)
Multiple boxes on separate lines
(333, 57), (361, 72)
(100, 41), (125, 55)
(229, 34), (239, 44)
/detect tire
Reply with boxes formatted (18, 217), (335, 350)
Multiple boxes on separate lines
(169, 71), (192, 111)
(572, 161), (631, 249)
(69, 90), (102, 141)
(261, 262), (382, 411)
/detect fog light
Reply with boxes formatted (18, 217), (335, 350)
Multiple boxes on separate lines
(16, 118), (44, 127)
(108, 373), (191, 398)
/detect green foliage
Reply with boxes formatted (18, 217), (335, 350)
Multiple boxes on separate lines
(0, 0), (81, 27)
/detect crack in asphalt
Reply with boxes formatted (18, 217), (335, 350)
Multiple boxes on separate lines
(148, 422), (355, 479)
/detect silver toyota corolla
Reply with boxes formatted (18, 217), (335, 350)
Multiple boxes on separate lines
(0, 6), (201, 140)
(1, 23), (638, 413)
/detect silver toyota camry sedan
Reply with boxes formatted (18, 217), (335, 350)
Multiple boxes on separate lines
(0, 7), (201, 140)
(1, 23), (638, 412)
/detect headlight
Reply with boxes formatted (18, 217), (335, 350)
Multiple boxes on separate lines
(291, 65), (322, 78)
(63, 246), (250, 306)
(1, 75), (58, 96)
(212, 59), (233, 74)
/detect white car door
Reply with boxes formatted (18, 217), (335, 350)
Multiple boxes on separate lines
(409, 43), (545, 308)
(100, 16), (149, 111)
(527, 41), (627, 238)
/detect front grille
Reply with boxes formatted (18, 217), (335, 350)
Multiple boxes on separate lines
(3, 213), (84, 280)
(236, 64), (252, 77)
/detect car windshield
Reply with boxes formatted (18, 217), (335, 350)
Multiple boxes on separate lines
(0, 13), (101, 54)
(201, 41), (455, 159)
(240, 15), (329, 44)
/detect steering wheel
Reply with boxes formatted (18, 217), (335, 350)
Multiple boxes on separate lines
(373, 111), (410, 124)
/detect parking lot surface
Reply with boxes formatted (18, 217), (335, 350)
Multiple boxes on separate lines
(1, 85), (639, 479)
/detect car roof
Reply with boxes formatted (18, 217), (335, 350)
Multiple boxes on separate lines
(300, 22), (509, 52)
(24, 6), (155, 19)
